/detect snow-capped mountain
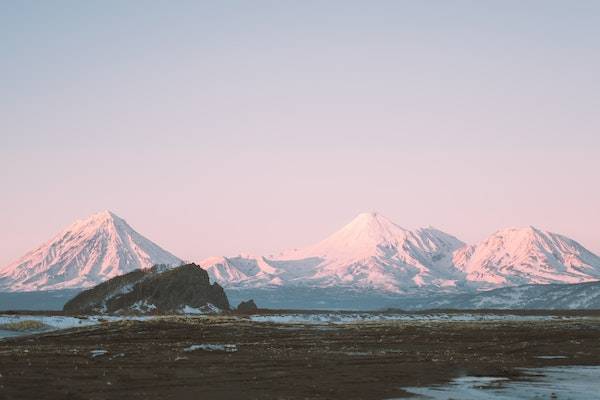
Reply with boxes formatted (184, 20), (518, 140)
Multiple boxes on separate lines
(202, 212), (466, 293)
(453, 226), (600, 288)
(202, 214), (600, 298)
(0, 211), (182, 292)
(398, 281), (600, 310)
(199, 255), (284, 287)
(4, 209), (600, 308)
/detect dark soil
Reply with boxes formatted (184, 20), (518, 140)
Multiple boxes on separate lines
(1, 316), (600, 399)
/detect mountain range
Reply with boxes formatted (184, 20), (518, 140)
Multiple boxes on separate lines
(201, 212), (600, 294)
(397, 280), (600, 310)
(2, 211), (600, 306)
(201, 213), (467, 293)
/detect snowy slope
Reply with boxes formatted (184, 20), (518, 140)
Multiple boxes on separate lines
(0, 211), (182, 292)
(199, 255), (283, 286)
(202, 212), (466, 293)
(398, 280), (600, 310)
(453, 226), (600, 289)
(202, 215), (600, 298)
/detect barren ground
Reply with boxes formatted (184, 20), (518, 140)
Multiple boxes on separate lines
(1, 314), (600, 399)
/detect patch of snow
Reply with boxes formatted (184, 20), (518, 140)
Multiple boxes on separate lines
(182, 306), (203, 315)
(0, 314), (153, 338)
(403, 366), (600, 400)
(536, 355), (568, 359)
(183, 344), (237, 352)
(90, 349), (108, 358)
(248, 313), (561, 325)
(181, 304), (220, 315)
(130, 301), (157, 312)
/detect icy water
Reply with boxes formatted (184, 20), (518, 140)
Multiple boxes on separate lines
(0, 329), (25, 339)
(403, 365), (600, 399)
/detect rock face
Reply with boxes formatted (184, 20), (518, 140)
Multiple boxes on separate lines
(236, 299), (258, 313)
(63, 263), (230, 314)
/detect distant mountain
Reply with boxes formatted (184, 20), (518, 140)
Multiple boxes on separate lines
(5, 209), (600, 312)
(453, 226), (600, 289)
(63, 263), (229, 315)
(0, 211), (182, 292)
(398, 280), (600, 310)
(202, 212), (466, 293)
(202, 213), (600, 308)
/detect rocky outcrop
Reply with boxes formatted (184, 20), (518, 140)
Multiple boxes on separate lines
(63, 264), (230, 314)
(236, 299), (258, 313)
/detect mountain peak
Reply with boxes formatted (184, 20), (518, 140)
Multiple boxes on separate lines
(495, 225), (540, 235)
(88, 210), (120, 222)
(343, 211), (406, 234)
(354, 211), (381, 220)
(315, 212), (408, 252)
(205, 213), (465, 292)
(0, 212), (182, 292)
(454, 226), (600, 287)
(487, 226), (570, 251)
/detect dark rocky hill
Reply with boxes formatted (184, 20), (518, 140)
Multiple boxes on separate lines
(63, 264), (229, 314)
(236, 299), (258, 313)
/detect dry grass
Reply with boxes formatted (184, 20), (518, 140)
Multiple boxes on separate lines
(0, 320), (49, 331)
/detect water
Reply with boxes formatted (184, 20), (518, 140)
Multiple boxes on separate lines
(403, 365), (600, 399)
(0, 329), (27, 339)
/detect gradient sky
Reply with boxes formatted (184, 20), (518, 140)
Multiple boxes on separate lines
(1, 0), (599, 265)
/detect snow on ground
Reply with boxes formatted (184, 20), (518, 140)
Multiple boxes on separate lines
(0, 314), (152, 338)
(403, 366), (600, 399)
(90, 349), (108, 358)
(0, 315), (104, 330)
(0, 312), (588, 339)
(181, 304), (220, 314)
(248, 313), (569, 325)
(181, 306), (203, 314)
(130, 301), (157, 312)
(183, 344), (237, 352)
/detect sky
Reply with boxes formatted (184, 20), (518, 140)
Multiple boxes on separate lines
(1, 0), (599, 265)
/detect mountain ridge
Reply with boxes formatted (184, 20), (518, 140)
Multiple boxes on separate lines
(453, 226), (600, 288)
(203, 212), (468, 293)
(3, 211), (600, 298)
(202, 213), (600, 294)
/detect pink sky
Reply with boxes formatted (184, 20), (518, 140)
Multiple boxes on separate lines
(1, 1), (599, 265)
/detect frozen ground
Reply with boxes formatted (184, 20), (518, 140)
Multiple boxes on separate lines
(0, 312), (586, 339)
(183, 344), (238, 352)
(0, 309), (228, 338)
(0, 314), (152, 338)
(248, 312), (576, 324)
(1, 315), (600, 399)
(403, 365), (600, 399)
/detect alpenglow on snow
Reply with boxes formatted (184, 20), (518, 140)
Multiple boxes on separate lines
(201, 212), (600, 293)
(0, 211), (182, 292)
